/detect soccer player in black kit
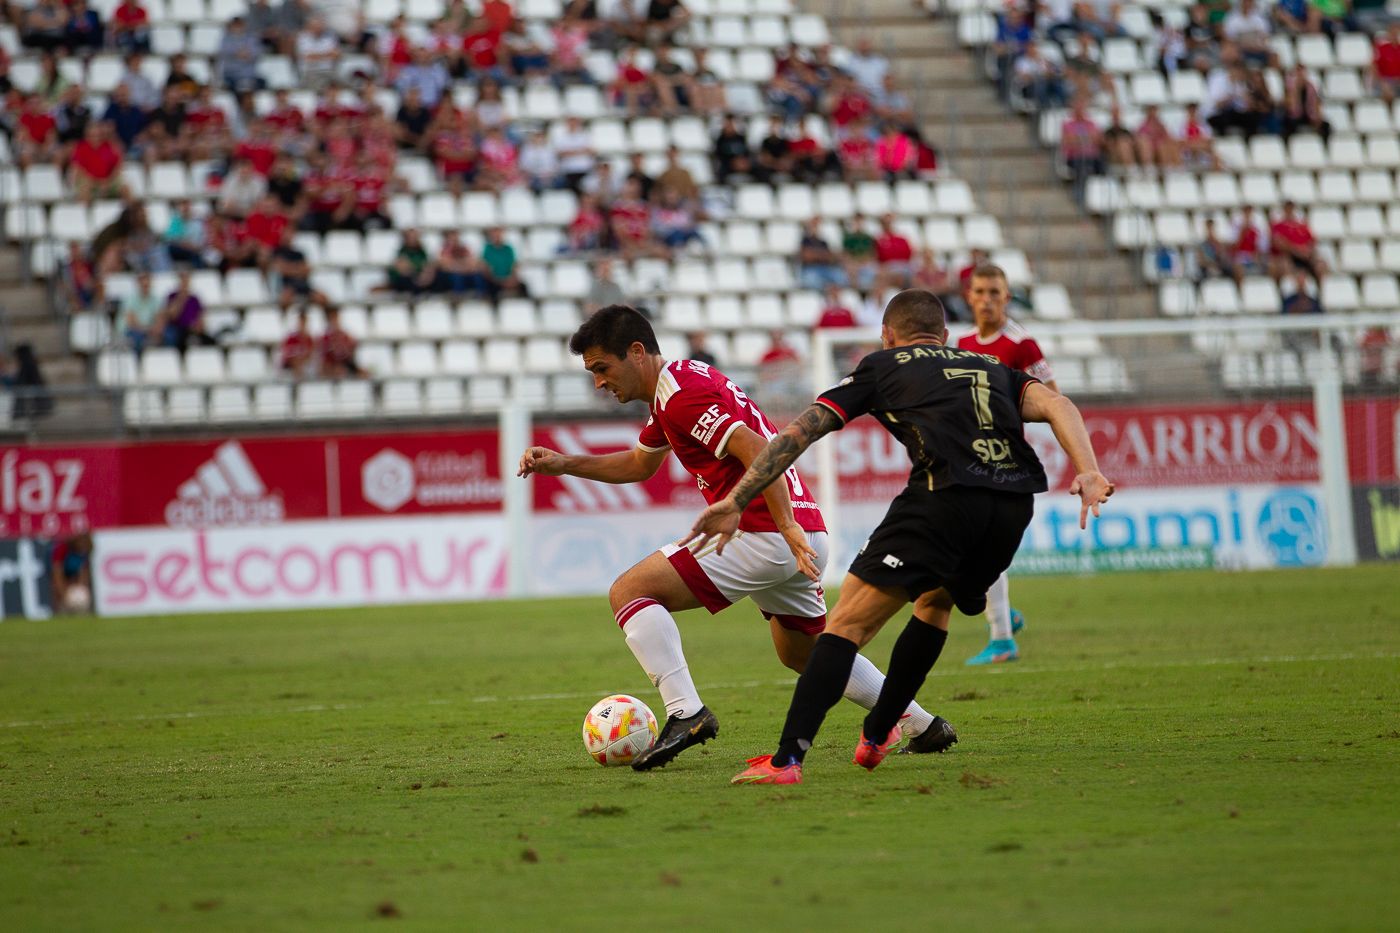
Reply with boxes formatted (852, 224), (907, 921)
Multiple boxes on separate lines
(684, 289), (1115, 784)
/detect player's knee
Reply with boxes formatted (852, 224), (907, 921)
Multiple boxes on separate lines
(607, 576), (639, 616)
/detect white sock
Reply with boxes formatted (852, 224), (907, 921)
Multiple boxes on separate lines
(986, 571), (1013, 641)
(616, 598), (703, 720)
(845, 651), (935, 738)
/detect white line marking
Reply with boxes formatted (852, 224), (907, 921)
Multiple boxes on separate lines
(2, 652), (1396, 731)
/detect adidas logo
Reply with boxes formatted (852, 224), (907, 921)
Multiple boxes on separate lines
(163, 441), (285, 528)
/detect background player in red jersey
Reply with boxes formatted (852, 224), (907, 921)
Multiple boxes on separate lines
(517, 305), (955, 770)
(955, 264), (1059, 666)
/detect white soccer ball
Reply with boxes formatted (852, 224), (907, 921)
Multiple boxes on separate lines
(64, 584), (91, 613)
(582, 695), (658, 767)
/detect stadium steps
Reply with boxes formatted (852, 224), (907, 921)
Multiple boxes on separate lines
(0, 243), (120, 437)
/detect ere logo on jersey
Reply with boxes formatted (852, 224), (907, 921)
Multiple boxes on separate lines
(690, 404), (732, 446)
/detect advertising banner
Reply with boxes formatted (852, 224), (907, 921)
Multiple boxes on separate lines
(94, 515), (507, 616)
(1353, 485), (1400, 562)
(0, 447), (119, 538)
(0, 538), (54, 620)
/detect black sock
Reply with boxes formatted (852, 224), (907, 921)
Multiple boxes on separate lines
(773, 633), (859, 767)
(863, 617), (948, 742)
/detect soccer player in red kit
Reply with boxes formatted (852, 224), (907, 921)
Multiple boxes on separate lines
(518, 306), (955, 770)
(954, 264), (1058, 665)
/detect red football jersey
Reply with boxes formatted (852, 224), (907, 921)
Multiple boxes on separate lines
(638, 360), (826, 534)
(956, 320), (1055, 384)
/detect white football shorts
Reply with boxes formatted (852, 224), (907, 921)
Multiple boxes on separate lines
(660, 529), (830, 634)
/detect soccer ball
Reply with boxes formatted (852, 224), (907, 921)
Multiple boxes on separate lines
(582, 695), (658, 766)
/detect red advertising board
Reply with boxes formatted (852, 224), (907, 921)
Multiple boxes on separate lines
(6, 398), (1395, 532)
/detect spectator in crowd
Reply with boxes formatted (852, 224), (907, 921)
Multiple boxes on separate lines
(992, 8), (1033, 101)
(586, 258), (628, 313)
(482, 227), (527, 298)
(519, 130), (560, 191)
(102, 84), (149, 154)
(842, 215), (879, 291)
(611, 46), (656, 116)
(875, 122), (916, 180)
(1203, 59), (1257, 137)
(651, 44), (694, 115)
(1195, 218), (1241, 283)
(911, 246), (958, 313)
(386, 227), (436, 294)
(396, 47), (451, 109)
(161, 270), (212, 351)
(625, 151), (655, 202)
(0, 344), (54, 420)
(874, 214), (914, 290)
(836, 119), (879, 181)
(54, 84), (93, 147)
(555, 115), (596, 191)
(1100, 106), (1137, 168)
(1222, 0), (1275, 67)
(846, 36), (891, 97)
(434, 230), (493, 296)
(755, 328), (805, 402)
(815, 285), (858, 329)
(550, 11), (593, 85)
(296, 16), (340, 89)
(49, 533), (92, 611)
(1060, 101), (1104, 204)
(1370, 22), (1400, 102)
(1282, 63), (1330, 141)
(797, 217), (848, 290)
(69, 121), (124, 203)
(1064, 35), (1113, 102)
(429, 106), (479, 195)
(1274, 0), (1323, 34)
(320, 306), (363, 378)
(1245, 69), (1283, 136)
(685, 331), (718, 366)
(608, 178), (661, 259)
(60, 242), (99, 310)
(688, 47), (726, 114)
(1231, 204), (1268, 275)
(1280, 270), (1324, 351)
(1150, 10), (1188, 75)
(1270, 201), (1326, 282)
(393, 87), (435, 152)
(279, 308), (318, 378)
(650, 188), (702, 251)
(65, 0), (104, 53)
(1136, 104), (1181, 168)
(271, 225), (331, 309)
(1013, 43), (1069, 111)
(713, 114), (755, 184)
(1179, 102), (1221, 168)
(569, 193), (608, 252)
(644, 0), (691, 47)
(33, 51), (71, 105)
(162, 200), (209, 268)
(13, 93), (60, 168)
(121, 271), (164, 352)
(757, 115), (794, 180)
(871, 73), (915, 127)
(1359, 327), (1392, 390)
(219, 159), (268, 220)
(654, 146), (699, 205)
(219, 17), (266, 94)
(111, 0), (152, 54)
(117, 53), (159, 112)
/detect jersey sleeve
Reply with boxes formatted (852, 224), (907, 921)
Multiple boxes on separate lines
(1017, 337), (1056, 384)
(657, 380), (745, 459)
(815, 355), (879, 425)
(637, 415), (670, 453)
(1006, 366), (1041, 408)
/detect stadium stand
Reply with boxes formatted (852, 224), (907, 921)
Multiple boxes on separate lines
(0, 0), (1220, 433)
(947, 0), (1400, 391)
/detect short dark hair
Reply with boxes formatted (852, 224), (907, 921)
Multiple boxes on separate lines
(882, 289), (947, 337)
(569, 305), (660, 358)
(969, 263), (1009, 285)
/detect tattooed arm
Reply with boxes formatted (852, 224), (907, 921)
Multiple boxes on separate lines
(681, 403), (844, 555)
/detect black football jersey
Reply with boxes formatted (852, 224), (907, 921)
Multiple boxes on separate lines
(817, 343), (1049, 495)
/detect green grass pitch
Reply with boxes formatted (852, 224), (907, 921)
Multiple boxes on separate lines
(2, 566), (1398, 930)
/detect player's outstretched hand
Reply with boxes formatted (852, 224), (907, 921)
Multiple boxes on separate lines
(778, 521), (821, 582)
(680, 498), (743, 556)
(1069, 471), (1115, 529)
(517, 446), (565, 478)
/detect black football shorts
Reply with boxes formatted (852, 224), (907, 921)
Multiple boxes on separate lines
(847, 484), (1034, 614)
